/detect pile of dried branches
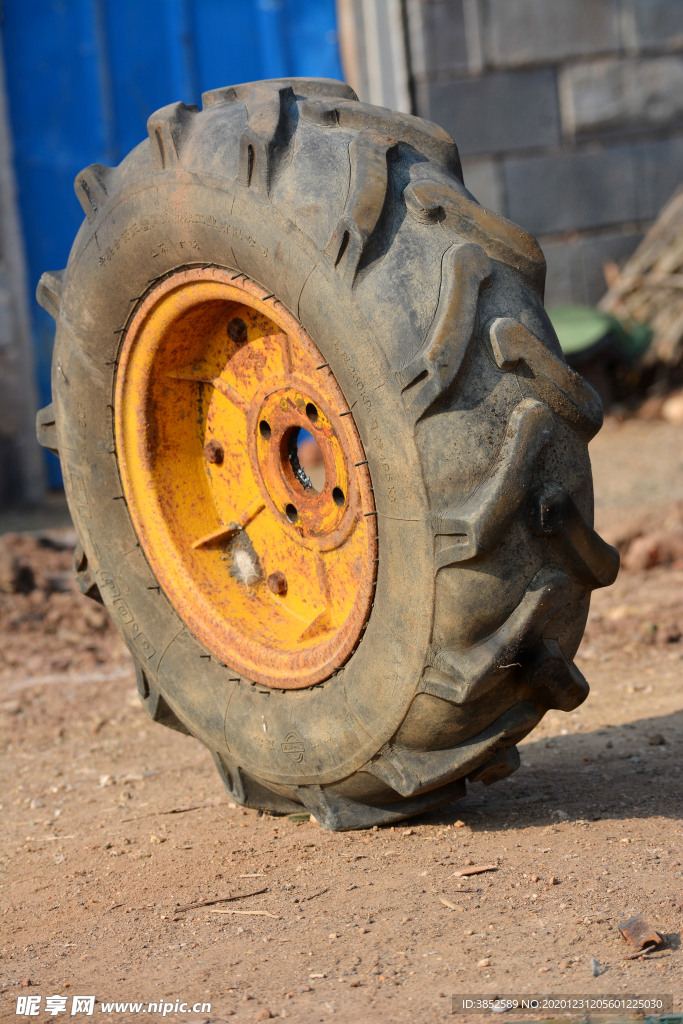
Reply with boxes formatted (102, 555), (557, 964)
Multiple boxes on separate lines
(599, 186), (683, 367)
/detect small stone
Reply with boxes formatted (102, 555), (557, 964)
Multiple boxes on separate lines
(647, 733), (665, 746)
(531, 874), (539, 882)
(254, 1009), (272, 1021)
(464, 858), (474, 866)
(477, 958), (490, 968)
(539, 967), (549, 973)
(299, 985), (312, 993)
(328, 933), (338, 939)
(549, 876), (559, 885)
(349, 979), (361, 987)
(359, 927), (369, 934)
(591, 957), (601, 977)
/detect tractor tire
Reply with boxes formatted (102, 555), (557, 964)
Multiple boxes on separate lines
(36, 77), (619, 830)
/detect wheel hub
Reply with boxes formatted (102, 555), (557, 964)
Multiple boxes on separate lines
(115, 268), (377, 688)
(252, 384), (353, 543)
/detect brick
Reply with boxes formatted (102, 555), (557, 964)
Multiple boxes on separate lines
(575, 232), (643, 304)
(408, 0), (469, 77)
(620, 0), (683, 52)
(542, 231), (643, 307)
(461, 157), (504, 213)
(539, 238), (576, 306)
(484, 0), (620, 68)
(560, 56), (683, 136)
(424, 68), (560, 156)
(635, 135), (683, 220)
(503, 147), (639, 235)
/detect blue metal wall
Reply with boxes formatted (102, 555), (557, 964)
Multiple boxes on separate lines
(2, 0), (343, 485)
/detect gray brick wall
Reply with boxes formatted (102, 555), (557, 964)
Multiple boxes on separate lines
(484, 0), (621, 67)
(408, 0), (683, 307)
(424, 68), (561, 155)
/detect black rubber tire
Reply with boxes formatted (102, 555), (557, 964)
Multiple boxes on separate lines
(36, 77), (619, 830)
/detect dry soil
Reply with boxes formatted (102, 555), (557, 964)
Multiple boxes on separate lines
(1, 417), (681, 1024)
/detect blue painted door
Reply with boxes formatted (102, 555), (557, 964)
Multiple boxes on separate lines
(2, 0), (343, 485)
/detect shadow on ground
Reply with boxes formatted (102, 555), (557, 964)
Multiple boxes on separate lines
(420, 709), (683, 830)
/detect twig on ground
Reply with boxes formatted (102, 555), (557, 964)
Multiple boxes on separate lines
(209, 909), (279, 918)
(174, 888), (268, 913)
(453, 864), (498, 877)
(299, 888), (329, 902)
(121, 806), (202, 823)
(439, 897), (464, 911)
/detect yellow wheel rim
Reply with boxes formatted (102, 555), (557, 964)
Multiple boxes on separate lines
(115, 268), (377, 688)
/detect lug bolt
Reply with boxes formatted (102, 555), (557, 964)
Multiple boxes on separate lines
(204, 439), (224, 465)
(267, 571), (287, 596)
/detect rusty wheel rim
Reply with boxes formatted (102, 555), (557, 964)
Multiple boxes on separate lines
(114, 268), (377, 688)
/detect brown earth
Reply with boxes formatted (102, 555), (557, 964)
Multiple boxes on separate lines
(1, 417), (682, 1024)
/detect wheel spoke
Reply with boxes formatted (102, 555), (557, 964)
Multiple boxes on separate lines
(211, 376), (249, 412)
(297, 553), (334, 642)
(192, 499), (265, 550)
(167, 370), (248, 413)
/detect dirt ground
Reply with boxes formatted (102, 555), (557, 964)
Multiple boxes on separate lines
(1, 416), (682, 1024)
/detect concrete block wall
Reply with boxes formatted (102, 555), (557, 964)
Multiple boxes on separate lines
(407, 0), (683, 306)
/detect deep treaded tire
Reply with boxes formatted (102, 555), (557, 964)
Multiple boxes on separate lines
(37, 78), (619, 830)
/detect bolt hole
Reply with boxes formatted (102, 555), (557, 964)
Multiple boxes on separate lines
(227, 318), (248, 345)
(259, 420), (272, 440)
(306, 403), (318, 423)
(285, 503), (298, 523)
(332, 487), (345, 507)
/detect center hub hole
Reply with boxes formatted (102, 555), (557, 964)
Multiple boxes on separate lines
(288, 427), (325, 494)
